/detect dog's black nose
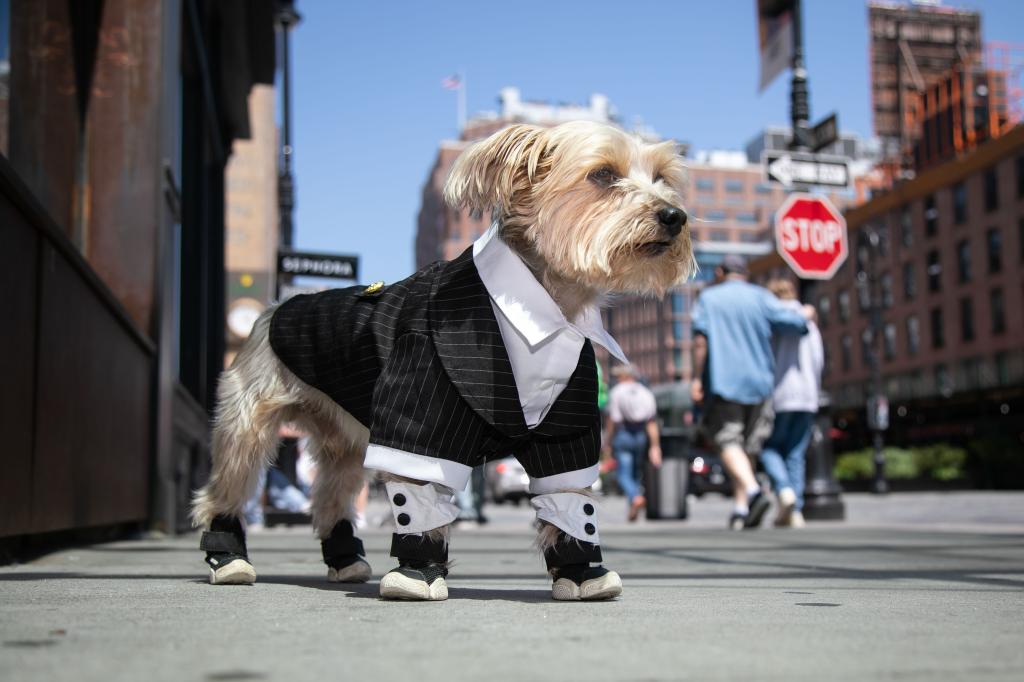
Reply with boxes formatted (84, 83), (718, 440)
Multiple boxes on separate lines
(657, 207), (686, 237)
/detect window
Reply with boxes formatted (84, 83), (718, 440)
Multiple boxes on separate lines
(900, 206), (913, 248)
(841, 335), (852, 371)
(877, 223), (890, 257)
(952, 182), (967, 224)
(983, 167), (999, 212)
(695, 178), (715, 191)
(818, 295), (831, 328)
(924, 195), (938, 236)
(881, 272), (893, 308)
(735, 211), (758, 223)
(755, 183), (773, 194)
(960, 297), (974, 342)
(935, 363), (952, 396)
(705, 210), (726, 221)
(861, 328), (874, 365)
(883, 323), (896, 361)
(957, 240), (971, 283)
(930, 307), (944, 349)
(857, 280), (871, 313)
(838, 290), (850, 322)
(927, 250), (941, 292)
(725, 180), (744, 193)
(906, 316), (920, 356)
(902, 262), (916, 300)
(986, 228), (1002, 273)
(990, 288), (1005, 334)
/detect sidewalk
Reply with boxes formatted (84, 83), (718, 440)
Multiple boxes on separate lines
(2, 492), (1023, 682)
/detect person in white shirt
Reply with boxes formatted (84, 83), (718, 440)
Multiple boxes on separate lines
(603, 365), (662, 521)
(761, 279), (824, 527)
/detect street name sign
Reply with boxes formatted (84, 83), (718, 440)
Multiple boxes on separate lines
(277, 250), (359, 280)
(763, 150), (850, 189)
(774, 193), (848, 280)
(811, 112), (839, 152)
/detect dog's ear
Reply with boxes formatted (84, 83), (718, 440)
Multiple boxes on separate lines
(443, 124), (553, 215)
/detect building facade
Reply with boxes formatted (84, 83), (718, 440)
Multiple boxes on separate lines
(808, 125), (1023, 446)
(869, 1), (983, 163)
(224, 84), (279, 363)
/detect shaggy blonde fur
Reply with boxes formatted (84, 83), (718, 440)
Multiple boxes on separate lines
(445, 121), (694, 320)
(191, 309), (369, 540)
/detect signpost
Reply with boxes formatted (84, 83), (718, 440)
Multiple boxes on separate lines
(764, 150), (850, 189)
(774, 193), (848, 280)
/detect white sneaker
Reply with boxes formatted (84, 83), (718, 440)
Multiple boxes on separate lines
(379, 563), (448, 601)
(208, 558), (257, 585)
(327, 558), (372, 583)
(551, 566), (622, 601)
(775, 488), (797, 526)
(789, 510), (806, 528)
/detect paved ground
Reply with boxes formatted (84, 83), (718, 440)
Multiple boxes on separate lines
(2, 492), (1023, 682)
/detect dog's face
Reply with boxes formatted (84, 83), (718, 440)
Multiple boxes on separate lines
(443, 121), (695, 296)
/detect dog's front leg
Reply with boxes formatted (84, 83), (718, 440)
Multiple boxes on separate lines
(533, 489), (622, 601)
(378, 478), (460, 601)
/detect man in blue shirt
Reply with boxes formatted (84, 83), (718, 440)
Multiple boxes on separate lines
(691, 255), (812, 529)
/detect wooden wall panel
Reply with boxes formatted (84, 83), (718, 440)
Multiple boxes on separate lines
(0, 200), (39, 536)
(31, 243), (152, 532)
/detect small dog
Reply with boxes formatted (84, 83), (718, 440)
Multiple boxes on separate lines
(192, 120), (693, 600)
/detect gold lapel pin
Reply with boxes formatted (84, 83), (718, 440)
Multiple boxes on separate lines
(363, 281), (384, 295)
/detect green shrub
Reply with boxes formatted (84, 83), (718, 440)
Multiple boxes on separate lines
(833, 444), (967, 481)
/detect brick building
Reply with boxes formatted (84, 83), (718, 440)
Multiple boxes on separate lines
(755, 124), (1024, 448)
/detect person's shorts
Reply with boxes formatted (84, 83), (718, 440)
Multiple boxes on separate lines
(703, 396), (774, 456)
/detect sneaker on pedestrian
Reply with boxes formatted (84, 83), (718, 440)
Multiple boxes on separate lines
(379, 561), (448, 601)
(774, 487), (797, 526)
(728, 512), (746, 531)
(628, 495), (646, 522)
(550, 564), (622, 601)
(789, 510), (806, 528)
(743, 491), (771, 529)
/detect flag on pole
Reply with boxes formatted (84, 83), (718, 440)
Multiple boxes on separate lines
(441, 74), (462, 90)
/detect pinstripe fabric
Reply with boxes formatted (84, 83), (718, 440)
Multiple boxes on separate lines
(269, 247), (600, 479)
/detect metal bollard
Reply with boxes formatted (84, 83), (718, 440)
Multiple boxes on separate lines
(802, 391), (845, 520)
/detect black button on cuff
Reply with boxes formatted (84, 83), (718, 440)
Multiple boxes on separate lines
(583, 503), (595, 515)
(393, 493), (406, 506)
(397, 513), (411, 526)
(584, 523), (596, 535)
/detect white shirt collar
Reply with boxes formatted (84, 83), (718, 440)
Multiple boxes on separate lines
(472, 225), (627, 363)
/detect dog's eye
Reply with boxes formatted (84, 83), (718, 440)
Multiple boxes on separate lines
(653, 174), (665, 184)
(588, 167), (618, 186)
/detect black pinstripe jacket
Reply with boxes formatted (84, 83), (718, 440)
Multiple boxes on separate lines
(268, 247), (601, 478)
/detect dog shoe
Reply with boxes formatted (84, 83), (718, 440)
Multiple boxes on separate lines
(327, 556), (373, 583)
(551, 564), (622, 601)
(379, 562), (448, 601)
(201, 516), (256, 585)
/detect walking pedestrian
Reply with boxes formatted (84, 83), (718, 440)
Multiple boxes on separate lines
(761, 279), (824, 528)
(690, 255), (813, 530)
(604, 365), (662, 521)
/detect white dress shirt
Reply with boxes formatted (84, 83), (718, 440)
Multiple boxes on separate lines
(473, 225), (627, 427)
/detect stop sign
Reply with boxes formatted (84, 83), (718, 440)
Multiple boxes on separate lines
(774, 193), (848, 280)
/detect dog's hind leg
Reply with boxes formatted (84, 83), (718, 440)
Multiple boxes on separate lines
(300, 405), (372, 583)
(191, 324), (293, 585)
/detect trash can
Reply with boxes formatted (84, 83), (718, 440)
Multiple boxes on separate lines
(645, 427), (689, 520)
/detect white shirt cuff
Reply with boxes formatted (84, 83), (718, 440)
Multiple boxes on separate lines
(528, 463), (600, 494)
(364, 444), (473, 490)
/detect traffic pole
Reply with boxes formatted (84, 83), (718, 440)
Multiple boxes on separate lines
(784, 0), (846, 520)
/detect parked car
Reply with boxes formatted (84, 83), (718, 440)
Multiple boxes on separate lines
(484, 456), (531, 504)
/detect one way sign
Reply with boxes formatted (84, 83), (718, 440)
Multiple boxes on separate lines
(763, 151), (850, 189)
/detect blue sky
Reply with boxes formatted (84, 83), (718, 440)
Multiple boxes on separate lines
(288, 0), (1024, 286)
